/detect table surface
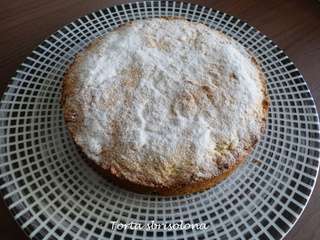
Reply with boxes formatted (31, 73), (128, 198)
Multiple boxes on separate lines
(0, 0), (319, 239)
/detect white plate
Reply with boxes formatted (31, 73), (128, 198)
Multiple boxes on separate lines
(0, 1), (319, 240)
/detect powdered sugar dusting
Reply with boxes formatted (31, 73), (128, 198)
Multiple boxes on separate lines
(63, 18), (267, 186)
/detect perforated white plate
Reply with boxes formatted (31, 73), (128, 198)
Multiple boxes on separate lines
(0, 1), (319, 240)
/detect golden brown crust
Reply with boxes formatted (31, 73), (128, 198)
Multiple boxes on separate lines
(61, 39), (106, 136)
(61, 18), (270, 196)
(83, 147), (251, 195)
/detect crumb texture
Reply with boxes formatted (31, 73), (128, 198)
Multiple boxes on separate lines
(62, 18), (268, 188)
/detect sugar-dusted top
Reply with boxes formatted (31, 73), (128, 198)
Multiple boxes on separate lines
(62, 18), (268, 187)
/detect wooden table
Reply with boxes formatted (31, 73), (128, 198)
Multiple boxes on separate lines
(0, 0), (319, 239)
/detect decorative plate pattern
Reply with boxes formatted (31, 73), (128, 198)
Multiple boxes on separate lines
(0, 1), (319, 240)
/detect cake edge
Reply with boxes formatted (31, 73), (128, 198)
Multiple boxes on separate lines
(82, 145), (253, 196)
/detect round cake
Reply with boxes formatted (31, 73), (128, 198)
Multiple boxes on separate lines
(61, 18), (269, 195)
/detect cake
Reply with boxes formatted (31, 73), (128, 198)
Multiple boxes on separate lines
(61, 18), (269, 195)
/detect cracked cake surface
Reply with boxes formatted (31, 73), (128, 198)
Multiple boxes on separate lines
(61, 18), (269, 195)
